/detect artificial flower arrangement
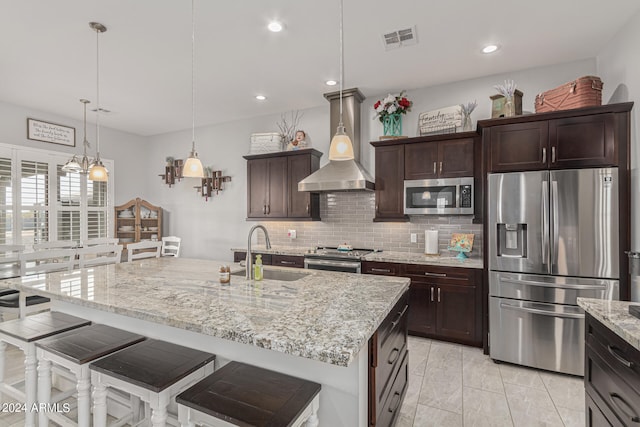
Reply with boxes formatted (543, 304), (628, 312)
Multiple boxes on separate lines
(373, 91), (412, 122)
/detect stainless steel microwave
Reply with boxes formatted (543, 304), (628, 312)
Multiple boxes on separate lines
(404, 177), (474, 215)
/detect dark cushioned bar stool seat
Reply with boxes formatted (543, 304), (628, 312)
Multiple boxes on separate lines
(0, 289), (51, 322)
(36, 323), (146, 426)
(176, 361), (321, 427)
(0, 311), (90, 427)
(90, 338), (216, 427)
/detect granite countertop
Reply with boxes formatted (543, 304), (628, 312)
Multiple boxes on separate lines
(232, 246), (484, 269)
(577, 297), (640, 351)
(0, 258), (409, 367)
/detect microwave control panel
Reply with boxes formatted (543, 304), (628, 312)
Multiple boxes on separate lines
(460, 185), (472, 208)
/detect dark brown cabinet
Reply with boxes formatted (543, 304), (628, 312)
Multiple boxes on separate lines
(244, 149), (321, 220)
(483, 107), (625, 173)
(372, 144), (407, 222)
(405, 138), (474, 180)
(363, 261), (482, 347)
(585, 313), (640, 427)
(233, 251), (304, 268)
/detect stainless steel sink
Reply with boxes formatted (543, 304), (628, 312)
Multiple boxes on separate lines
(230, 269), (309, 282)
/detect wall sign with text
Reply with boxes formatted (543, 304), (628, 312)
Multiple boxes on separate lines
(27, 118), (76, 147)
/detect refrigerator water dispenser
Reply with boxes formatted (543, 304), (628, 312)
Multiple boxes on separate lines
(496, 223), (527, 258)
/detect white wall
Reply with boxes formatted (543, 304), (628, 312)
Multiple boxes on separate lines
(145, 59), (598, 260)
(597, 9), (640, 250)
(0, 101), (149, 205)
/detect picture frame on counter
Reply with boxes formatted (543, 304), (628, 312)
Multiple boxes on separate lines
(27, 118), (76, 147)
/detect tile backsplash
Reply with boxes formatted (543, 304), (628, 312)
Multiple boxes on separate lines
(259, 192), (483, 258)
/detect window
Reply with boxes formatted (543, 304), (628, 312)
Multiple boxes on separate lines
(0, 144), (113, 245)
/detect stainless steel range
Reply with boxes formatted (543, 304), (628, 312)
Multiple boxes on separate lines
(304, 246), (375, 273)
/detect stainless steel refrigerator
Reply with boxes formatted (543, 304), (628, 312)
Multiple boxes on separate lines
(488, 167), (619, 376)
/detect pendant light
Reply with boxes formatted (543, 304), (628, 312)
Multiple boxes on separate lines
(328, 0), (354, 161)
(88, 22), (108, 182)
(62, 99), (94, 174)
(182, 0), (205, 178)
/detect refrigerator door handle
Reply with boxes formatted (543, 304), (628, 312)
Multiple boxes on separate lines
(499, 302), (585, 319)
(542, 181), (549, 266)
(551, 180), (559, 268)
(499, 278), (608, 290)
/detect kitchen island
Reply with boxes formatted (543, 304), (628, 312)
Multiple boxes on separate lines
(0, 257), (410, 427)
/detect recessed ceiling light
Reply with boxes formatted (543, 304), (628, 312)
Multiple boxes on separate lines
(268, 21), (283, 32)
(255, 95), (267, 101)
(325, 80), (338, 86)
(482, 44), (499, 54)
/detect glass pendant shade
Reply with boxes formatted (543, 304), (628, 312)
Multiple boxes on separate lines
(62, 156), (82, 173)
(183, 149), (204, 178)
(328, 125), (354, 161)
(88, 161), (108, 181)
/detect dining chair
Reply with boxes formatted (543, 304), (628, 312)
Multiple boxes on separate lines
(0, 244), (25, 279)
(161, 236), (181, 257)
(126, 241), (162, 263)
(77, 244), (123, 268)
(19, 248), (77, 276)
(32, 240), (78, 251)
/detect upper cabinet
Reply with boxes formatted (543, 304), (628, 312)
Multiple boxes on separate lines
(373, 144), (407, 222)
(405, 138), (474, 180)
(244, 149), (321, 221)
(481, 103), (633, 173)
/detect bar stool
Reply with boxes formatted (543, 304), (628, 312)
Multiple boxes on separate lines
(36, 323), (146, 426)
(0, 311), (90, 427)
(90, 339), (216, 427)
(176, 361), (321, 427)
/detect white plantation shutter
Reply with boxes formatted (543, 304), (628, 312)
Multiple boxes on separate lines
(57, 165), (81, 241)
(87, 178), (108, 239)
(20, 160), (49, 244)
(0, 157), (13, 244)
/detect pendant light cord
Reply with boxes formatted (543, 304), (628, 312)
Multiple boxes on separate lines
(95, 25), (101, 160)
(83, 101), (88, 156)
(191, 0), (196, 152)
(338, 0), (344, 127)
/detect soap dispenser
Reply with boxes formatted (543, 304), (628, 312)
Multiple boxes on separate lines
(254, 254), (263, 281)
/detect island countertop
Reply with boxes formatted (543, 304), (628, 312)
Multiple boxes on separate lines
(577, 297), (640, 351)
(0, 257), (409, 367)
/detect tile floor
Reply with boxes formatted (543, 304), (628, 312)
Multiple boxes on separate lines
(0, 337), (586, 427)
(397, 336), (586, 427)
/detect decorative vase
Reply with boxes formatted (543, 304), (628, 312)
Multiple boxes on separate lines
(462, 112), (473, 131)
(504, 95), (515, 117)
(383, 113), (402, 136)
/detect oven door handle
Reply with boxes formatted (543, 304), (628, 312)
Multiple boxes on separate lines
(304, 259), (361, 269)
(499, 302), (585, 319)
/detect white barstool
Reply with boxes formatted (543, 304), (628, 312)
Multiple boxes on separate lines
(36, 323), (145, 426)
(126, 241), (162, 262)
(90, 339), (215, 427)
(161, 236), (181, 257)
(0, 312), (90, 427)
(176, 361), (320, 427)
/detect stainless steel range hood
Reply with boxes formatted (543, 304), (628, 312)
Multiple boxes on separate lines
(298, 88), (375, 192)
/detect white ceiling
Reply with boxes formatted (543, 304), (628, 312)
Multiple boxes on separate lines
(1, 0), (638, 136)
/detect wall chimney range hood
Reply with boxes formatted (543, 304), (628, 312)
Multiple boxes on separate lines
(298, 88), (375, 192)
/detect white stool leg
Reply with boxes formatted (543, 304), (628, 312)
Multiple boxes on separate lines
(0, 340), (6, 404)
(304, 395), (320, 427)
(150, 391), (169, 427)
(24, 343), (37, 427)
(77, 366), (91, 427)
(92, 374), (108, 427)
(178, 404), (196, 427)
(37, 356), (52, 427)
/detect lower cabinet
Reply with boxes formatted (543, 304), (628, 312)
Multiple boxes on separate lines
(585, 313), (640, 426)
(369, 290), (409, 427)
(363, 261), (482, 347)
(232, 251), (304, 268)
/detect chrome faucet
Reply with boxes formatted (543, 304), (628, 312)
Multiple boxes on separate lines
(246, 225), (271, 279)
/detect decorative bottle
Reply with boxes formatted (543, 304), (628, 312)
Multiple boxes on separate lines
(254, 255), (263, 281)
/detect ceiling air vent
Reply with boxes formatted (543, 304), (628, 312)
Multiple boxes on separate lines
(90, 107), (112, 114)
(382, 26), (417, 50)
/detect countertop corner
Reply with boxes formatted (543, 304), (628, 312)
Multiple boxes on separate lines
(577, 297), (640, 351)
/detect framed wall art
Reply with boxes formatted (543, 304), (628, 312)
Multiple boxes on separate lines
(27, 118), (76, 147)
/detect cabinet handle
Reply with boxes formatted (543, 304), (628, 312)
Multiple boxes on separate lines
(437, 287), (441, 302)
(430, 287), (434, 302)
(609, 393), (640, 423)
(433, 162), (437, 174)
(375, 204), (379, 213)
(371, 268), (391, 273)
(542, 147), (547, 164)
(607, 345), (634, 368)
(387, 348), (400, 365)
(263, 205), (267, 214)
(267, 205), (270, 214)
(388, 391), (402, 413)
(390, 305), (409, 330)
(439, 162), (443, 174)
(279, 260), (296, 265)
(306, 203), (310, 213)
(424, 272), (447, 277)
(551, 146), (556, 163)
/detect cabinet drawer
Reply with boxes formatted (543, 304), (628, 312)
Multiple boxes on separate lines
(586, 391), (618, 427)
(362, 261), (402, 276)
(271, 254), (304, 268)
(401, 263), (474, 285)
(232, 252), (272, 265)
(586, 346), (640, 426)
(376, 350), (408, 427)
(586, 314), (640, 396)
